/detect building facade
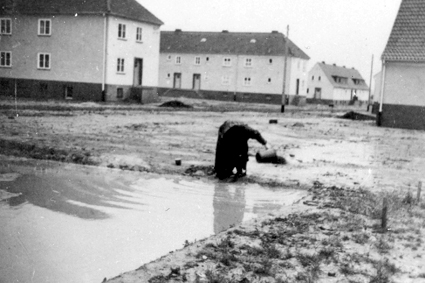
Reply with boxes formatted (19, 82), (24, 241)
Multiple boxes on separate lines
(0, 0), (163, 102)
(306, 62), (369, 105)
(378, 0), (425, 130)
(158, 30), (310, 105)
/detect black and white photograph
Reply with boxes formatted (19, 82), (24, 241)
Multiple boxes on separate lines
(1, 0), (425, 282)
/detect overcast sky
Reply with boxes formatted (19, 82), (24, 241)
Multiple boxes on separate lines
(139, 0), (402, 85)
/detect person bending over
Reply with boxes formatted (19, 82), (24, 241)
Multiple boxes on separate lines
(214, 120), (268, 179)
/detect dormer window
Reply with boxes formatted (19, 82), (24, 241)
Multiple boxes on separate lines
(200, 38), (207, 42)
(250, 39), (256, 43)
(223, 57), (231, 67)
(332, 76), (348, 84)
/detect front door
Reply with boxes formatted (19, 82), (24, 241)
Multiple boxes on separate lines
(133, 58), (143, 86)
(193, 74), (201, 90)
(314, 88), (322, 99)
(296, 78), (300, 95)
(173, 73), (181, 88)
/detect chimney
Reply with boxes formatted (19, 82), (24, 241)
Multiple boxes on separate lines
(333, 63), (336, 66)
(271, 30), (278, 33)
(175, 29), (182, 33)
(222, 30), (229, 33)
(322, 61), (325, 64)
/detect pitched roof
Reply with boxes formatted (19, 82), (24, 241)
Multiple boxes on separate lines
(382, 0), (425, 61)
(0, 0), (163, 25)
(160, 30), (310, 59)
(317, 62), (369, 90)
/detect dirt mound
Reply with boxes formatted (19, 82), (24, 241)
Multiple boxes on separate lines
(339, 111), (375, 121)
(159, 100), (193, 108)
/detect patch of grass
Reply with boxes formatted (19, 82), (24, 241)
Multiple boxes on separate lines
(261, 242), (281, 259)
(318, 247), (336, 262)
(340, 262), (357, 276)
(375, 237), (392, 254)
(296, 252), (321, 268)
(369, 259), (397, 283)
(205, 268), (230, 283)
(352, 232), (370, 244)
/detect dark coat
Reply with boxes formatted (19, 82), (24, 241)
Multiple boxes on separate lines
(215, 121), (266, 178)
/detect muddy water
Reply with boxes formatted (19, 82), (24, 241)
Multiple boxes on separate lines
(0, 158), (306, 283)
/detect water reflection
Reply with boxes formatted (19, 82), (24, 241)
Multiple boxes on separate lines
(213, 183), (246, 233)
(0, 168), (144, 219)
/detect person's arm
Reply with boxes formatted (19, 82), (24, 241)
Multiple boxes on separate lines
(244, 126), (267, 146)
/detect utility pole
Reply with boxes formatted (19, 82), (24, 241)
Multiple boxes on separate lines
(281, 25), (289, 113)
(367, 54), (374, 111)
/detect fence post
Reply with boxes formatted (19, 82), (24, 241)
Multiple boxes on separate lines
(381, 197), (388, 231)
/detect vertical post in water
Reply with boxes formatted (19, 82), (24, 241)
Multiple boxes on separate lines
(281, 25), (289, 113)
(381, 197), (388, 231)
(417, 181), (422, 204)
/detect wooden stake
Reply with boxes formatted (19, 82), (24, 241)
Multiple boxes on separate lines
(381, 197), (388, 231)
(418, 181), (422, 204)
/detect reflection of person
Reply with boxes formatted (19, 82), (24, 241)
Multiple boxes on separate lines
(214, 121), (268, 179)
(213, 183), (245, 234)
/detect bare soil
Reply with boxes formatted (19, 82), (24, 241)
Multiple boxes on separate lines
(1, 97), (424, 283)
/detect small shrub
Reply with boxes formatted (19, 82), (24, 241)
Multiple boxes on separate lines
(352, 232), (370, 244)
(205, 268), (230, 283)
(369, 259), (397, 283)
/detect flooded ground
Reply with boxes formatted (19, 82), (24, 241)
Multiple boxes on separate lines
(0, 157), (306, 283)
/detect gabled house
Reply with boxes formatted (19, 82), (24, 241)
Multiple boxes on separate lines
(158, 30), (310, 105)
(0, 0), (163, 102)
(378, 0), (425, 130)
(306, 62), (369, 105)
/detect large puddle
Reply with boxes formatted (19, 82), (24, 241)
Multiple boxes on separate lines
(0, 158), (306, 283)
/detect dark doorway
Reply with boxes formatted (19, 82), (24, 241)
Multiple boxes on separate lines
(296, 78), (300, 95)
(314, 88), (321, 99)
(193, 73), (201, 90)
(133, 58), (143, 86)
(173, 73), (181, 88)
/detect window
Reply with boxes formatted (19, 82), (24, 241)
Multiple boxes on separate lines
(222, 76), (230, 85)
(245, 58), (252, 67)
(117, 88), (123, 99)
(0, 51), (11, 67)
(318, 76), (321, 81)
(303, 61), (306, 72)
(223, 57), (231, 66)
(136, 27), (142, 42)
(206, 57), (210, 62)
(117, 58), (125, 73)
(311, 76), (314, 81)
(38, 53), (50, 69)
(38, 19), (51, 35)
(243, 77), (252, 86)
(267, 78), (272, 84)
(194, 56), (201, 65)
(269, 58), (273, 64)
(175, 56), (181, 64)
(118, 23), (126, 39)
(166, 55), (172, 61)
(0, 18), (11, 35)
